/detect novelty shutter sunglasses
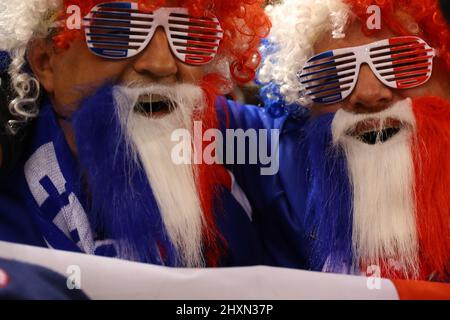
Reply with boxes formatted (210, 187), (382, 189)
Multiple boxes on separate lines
(298, 36), (436, 104)
(82, 2), (224, 65)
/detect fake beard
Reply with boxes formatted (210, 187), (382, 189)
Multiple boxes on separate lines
(306, 97), (450, 280)
(332, 99), (419, 279)
(71, 83), (208, 267)
(114, 84), (206, 268)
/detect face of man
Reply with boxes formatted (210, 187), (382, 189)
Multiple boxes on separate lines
(25, 0), (221, 267)
(28, 0), (206, 153)
(310, 20), (450, 117)
(300, 17), (450, 279)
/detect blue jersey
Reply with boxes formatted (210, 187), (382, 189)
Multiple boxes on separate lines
(218, 98), (321, 270)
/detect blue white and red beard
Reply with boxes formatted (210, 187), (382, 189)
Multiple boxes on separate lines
(70, 83), (214, 267)
(306, 97), (450, 281)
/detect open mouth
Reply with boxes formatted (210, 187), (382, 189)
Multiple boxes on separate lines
(346, 118), (405, 145)
(133, 96), (177, 117)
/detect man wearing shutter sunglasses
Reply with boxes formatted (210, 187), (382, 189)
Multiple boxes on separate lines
(223, 0), (450, 281)
(0, 0), (271, 268)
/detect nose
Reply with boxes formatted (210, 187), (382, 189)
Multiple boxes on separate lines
(346, 64), (394, 114)
(133, 27), (178, 80)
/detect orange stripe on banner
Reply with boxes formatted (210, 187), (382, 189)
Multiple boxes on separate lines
(393, 280), (450, 300)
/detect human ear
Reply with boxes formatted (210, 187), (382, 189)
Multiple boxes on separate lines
(27, 39), (55, 94)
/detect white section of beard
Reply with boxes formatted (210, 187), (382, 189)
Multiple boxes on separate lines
(115, 84), (206, 267)
(331, 99), (419, 278)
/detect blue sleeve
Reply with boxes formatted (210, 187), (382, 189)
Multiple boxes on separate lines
(216, 97), (283, 132)
(215, 98), (312, 269)
(215, 186), (264, 267)
(216, 97), (285, 213)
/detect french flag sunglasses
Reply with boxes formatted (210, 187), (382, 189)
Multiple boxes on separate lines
(298, 36), (436, 104)
(82, 2), (224, 65)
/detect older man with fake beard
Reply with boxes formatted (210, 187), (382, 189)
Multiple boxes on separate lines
(222, 0), (450, 281)
(0, 0), (272, 268)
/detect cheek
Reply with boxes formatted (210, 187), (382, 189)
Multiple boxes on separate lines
(402, 61), (450, 102)
(401, 77), (450, 102)
(51, 61), (86, 113)
(52, 43), (128, 111)
(178, 64), (206, 83)
(311, 103), (343, 117)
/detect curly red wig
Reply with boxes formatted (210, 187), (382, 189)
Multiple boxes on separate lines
(53, 0), (271, 85)
(344, 0), (450, 73)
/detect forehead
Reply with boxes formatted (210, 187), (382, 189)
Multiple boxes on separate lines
(314, 20), (398, 54)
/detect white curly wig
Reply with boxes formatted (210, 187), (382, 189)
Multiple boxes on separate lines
(258, 0), (351, 108)
(0, 0), (62, 133)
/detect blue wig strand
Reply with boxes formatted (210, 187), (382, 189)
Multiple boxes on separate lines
(257, 39), (308, 119)
(303, 113), (354, 272)
(71, 85), (179, 266)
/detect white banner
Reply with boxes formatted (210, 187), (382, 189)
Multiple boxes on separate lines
(0, 241), (399, 300)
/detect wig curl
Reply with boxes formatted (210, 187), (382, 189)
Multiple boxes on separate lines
(258, 0), (450, 112)
(0, 0), (61, 133)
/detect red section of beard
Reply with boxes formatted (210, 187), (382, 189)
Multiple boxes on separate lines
(196, 74), (232, 267)
(412, 96), (450, 281)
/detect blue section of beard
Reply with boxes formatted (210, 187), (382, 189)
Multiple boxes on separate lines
(302, 112), (354, 273)
(70, 85), (179, 266)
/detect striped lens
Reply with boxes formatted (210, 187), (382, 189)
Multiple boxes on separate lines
(166, 11), (223, 65)
(299, 36), (436, 105)
(369, 36), (435, 89)
(83, 2), (223, 65)
(299, 50), (358, 104)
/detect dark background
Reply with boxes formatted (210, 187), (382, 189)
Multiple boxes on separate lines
(441, 0), (450, 25)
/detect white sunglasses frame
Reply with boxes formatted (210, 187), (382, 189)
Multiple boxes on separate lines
(82, 2), (224, 65)
(299, 36), (436, 105)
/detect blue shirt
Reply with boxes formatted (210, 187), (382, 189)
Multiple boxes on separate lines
(218, 98), (319, 270)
